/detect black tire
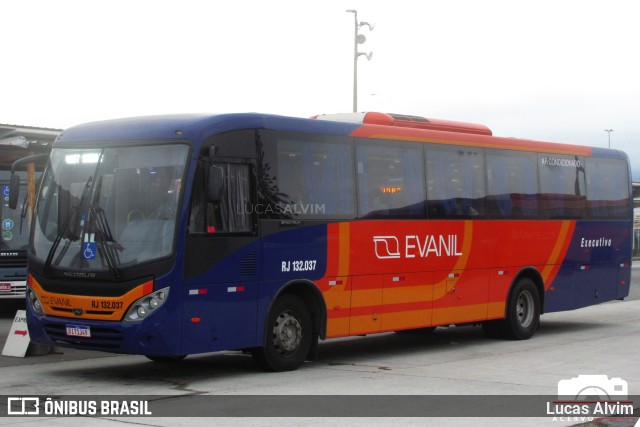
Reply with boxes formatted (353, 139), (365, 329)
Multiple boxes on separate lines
(482, 278), (540, 340)
(145, 355), (187, 363)
(502, 277), (540, 340)
(252, 294), (313, 372)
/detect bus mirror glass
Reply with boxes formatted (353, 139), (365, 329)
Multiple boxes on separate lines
(207, 165), (224, 202)
(8, 173), (20, 209)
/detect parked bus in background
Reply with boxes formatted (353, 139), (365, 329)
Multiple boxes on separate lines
(0, 134), (52, 300)
(13, 112), (632, 371)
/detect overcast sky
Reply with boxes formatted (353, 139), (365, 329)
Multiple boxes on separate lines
(3, 0), (639, 175)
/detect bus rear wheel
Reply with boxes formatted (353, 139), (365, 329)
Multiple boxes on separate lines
(482, 277), (540, 340)
(252, 294), (312, 372)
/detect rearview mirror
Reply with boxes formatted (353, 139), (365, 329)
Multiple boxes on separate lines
(8, 153), (50, 209)
(207, 165), (224, 202)
(8, 174), (20, 209)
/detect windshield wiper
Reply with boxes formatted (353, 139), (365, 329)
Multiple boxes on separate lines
(87, 176), (122, 279)
(87, 206), (121, 279)
(44, 177), (93, 276)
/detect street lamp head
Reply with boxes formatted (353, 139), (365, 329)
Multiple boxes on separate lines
(346, 9), (356, 14)
(359, 21), (375, 31)
(358, 51), (373, 61)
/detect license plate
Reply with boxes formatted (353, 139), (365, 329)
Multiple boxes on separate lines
(66, 325), (91, 338)
(0, 283), (10, 292)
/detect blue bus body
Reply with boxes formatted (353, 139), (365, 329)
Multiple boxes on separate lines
(22, 113), (632, 370)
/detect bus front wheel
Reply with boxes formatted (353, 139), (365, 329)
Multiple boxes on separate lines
(252, 294), (313, 372)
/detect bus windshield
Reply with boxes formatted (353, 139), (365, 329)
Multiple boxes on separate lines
(32, 144), (189, 274)
(0, 178), (30, 252)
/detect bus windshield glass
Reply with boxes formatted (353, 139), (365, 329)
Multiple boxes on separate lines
(32, 144), (189, 274)
(1, 175), (30, 252)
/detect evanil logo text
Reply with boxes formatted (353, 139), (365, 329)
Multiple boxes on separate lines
(373, 235), (463, 260)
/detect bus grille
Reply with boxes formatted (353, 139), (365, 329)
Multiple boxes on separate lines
(0, 282), (26, 297)
(49, 306), (115, 317)
(42, 323), (123, 350)
(239, 251), (257, 276)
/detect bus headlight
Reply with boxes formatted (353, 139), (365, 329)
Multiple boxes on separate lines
(124, 287), (170, 322)
(27, 288), (45, 316)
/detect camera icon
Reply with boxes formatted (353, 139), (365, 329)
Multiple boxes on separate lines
(558, 375), (628, 400)
(7, 397), (40, 415)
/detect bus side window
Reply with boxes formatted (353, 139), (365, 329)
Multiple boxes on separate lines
(539, 154), (585, 219)
(486, 150), (538, 218)
(586, 158), (630, 219)
(356, 140), (425, 218)
(189, 161), (252, 234)
(427, 146), (486, 218)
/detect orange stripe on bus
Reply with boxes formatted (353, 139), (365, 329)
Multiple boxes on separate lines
(541, 220), (575, 287)
(431, 304), (488, 325)
(29, 276), (153, 321)
(325, 223), (340, 277)
(486, 301), (507, 319)
(337, 222), (350, 277)
(344, 304), (490, 335)
(433, 220), (473, 300)
(351, 125), (593, 157)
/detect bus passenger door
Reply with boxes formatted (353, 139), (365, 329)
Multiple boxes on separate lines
(183, 157), (260, 353)
(350, 275), (382, 335)
(381, 272), (433, 332)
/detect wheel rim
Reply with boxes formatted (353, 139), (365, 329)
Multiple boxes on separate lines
(516, 290), (535, 328)
(272, 310), (302, 355)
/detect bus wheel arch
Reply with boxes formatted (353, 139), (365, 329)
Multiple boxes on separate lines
(253, 281), (326, 371)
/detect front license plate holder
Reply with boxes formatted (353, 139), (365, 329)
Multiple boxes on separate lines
(66, 324), (91, 338)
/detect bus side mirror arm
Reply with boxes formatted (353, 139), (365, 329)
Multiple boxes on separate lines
(207, 165), (224, 202)
(8, 153), (49, 210)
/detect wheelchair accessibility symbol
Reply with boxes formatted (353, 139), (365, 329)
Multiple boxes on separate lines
(83, 242), (97, 260)
(83, 233), (97, 260)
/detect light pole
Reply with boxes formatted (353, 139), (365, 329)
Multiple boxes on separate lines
(605, 129), (613, 148)
(346, 10), (374, 113)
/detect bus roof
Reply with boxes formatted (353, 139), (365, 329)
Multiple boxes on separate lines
(55, 113), (359, 145)
(55, 112), (626, 160)
(314, 112), (493, 136)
